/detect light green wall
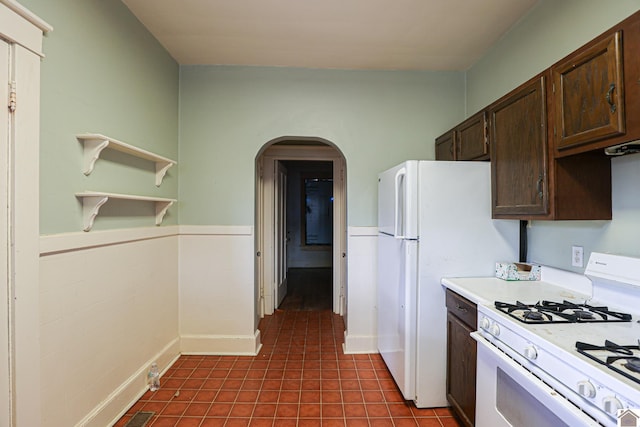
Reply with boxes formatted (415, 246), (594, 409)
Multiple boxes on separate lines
(466, 0), (640, 271)
(179, 66), (464, 226)
(467, 0), (640, 113)
(22, 0), (180, 234)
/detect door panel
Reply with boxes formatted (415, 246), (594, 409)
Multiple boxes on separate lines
(553, 31), (624, 150)
(490, 75), (548, 216)
(0, 39), (10, 427)
(275, 161), (288, 307)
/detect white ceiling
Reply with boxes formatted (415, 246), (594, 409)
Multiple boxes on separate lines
(121, 0), (539, 71)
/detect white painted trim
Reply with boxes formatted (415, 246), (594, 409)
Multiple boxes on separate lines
(79, 338), (180, 427)
(0, 1), (50, 56)
(39, 226), (179, 255)
(342, 331), (378, 354)
(0, 0), (52, 33)
(39, 225), (256, 255)
(179, 225), (253, 236)
(348, 226), (378, 237)
(261, 144), (343, 159)
(258, 145), (347, 316)
(12, 42), (43, 427)
(180, 330), (262, 355)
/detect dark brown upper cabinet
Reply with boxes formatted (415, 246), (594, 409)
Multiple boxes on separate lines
(552, 31), (625, 151)
(489, 73), (612, 220)
(435, 11), (640, 220)
(457, 111), (489, 161)
(435, 130), (456, 161)
(435, 111), (488, 161)
(490, 75), (549, 218)
(551, 11), (640, 157)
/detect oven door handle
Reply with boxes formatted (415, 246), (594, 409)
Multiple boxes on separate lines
(471, 332), (602, 427)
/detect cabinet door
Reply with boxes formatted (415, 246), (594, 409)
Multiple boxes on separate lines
(553, 31), (624, 150)
(447, 312), (476, 427)
(457, 111), (489, 160)
(435, 130), (456, 161)
(490, 75), (548, 217)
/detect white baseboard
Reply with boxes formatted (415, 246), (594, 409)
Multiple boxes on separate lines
(342, 331), (378, 354)
(80, 337), (180, 427)
(180, 329), (262, 355)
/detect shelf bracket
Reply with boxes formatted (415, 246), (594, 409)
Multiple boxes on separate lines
(155, 200), (175, 225)
(82, 137), (110, 175)
(80, 194), (110, 232)
(156, 161), (173, 187)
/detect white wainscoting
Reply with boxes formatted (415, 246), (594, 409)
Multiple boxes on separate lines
(39, 227), (180, 427)
(37, 224), (377, 425)
(343, 227), (378, 354)
(178, 226), (261, 355)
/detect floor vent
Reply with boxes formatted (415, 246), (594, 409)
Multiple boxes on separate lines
(124, 411), (154, 427)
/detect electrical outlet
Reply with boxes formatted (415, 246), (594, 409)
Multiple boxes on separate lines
(572, 245), (584, 267)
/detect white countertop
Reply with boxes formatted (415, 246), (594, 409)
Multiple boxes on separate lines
(441, 275), (640, 400)
(441, 276), (591, 306)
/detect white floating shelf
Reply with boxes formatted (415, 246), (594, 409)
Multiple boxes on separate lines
(77, 133), (177, 186)
(75, 191), (176, 231)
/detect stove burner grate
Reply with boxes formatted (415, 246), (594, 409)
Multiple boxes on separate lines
(626, 358), (640, 373)
(576, 340), (640, 385)
(495, 300), (632, 324)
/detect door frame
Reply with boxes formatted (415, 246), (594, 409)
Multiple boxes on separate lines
(0, 4), (51, 426)
(256, 142), (346, 317)
(274, 160), (288, 307)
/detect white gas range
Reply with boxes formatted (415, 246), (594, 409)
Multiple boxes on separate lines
(474, 252), (640, 427)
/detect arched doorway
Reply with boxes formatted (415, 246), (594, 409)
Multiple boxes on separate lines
(255, 137), (347, 320)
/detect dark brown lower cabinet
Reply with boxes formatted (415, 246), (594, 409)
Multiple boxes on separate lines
(446, 289), (477, 427)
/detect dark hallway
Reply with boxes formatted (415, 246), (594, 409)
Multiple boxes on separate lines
(278, 268), (333, 311)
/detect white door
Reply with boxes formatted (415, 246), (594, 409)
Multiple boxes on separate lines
(274, 161), (288, 307)
(0, 38), (10, 427)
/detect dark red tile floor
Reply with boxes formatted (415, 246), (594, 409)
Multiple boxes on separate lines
(114, 310), (462, 426)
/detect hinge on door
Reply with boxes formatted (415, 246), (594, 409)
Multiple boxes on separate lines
(8, 81), (16, 113)
(552, 82), (555, 93)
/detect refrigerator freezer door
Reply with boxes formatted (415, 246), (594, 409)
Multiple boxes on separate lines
(377, 233), (418, 400)
(378, 161), (418, 239)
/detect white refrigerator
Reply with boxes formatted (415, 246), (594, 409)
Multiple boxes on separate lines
(377, 160), (518, 408)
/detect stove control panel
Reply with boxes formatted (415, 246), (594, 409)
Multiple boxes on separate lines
(524, 345), (538, 360)
(577, 380), (596, 399)
(602, 396), (623, 416)
(479, 317), (490, 330)
(489, 323), (501, 337)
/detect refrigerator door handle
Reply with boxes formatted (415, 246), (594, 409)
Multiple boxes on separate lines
(394, 167), (406, 239)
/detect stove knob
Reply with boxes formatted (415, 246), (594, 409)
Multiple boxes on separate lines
(479, 317), (491, 331)
(603, 396), (623, 416)
(489, 323), (501, 337)
(577, 381), (596, 399)
(523, 345), (538, 360)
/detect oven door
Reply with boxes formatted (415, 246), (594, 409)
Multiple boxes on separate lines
(472, 332), (601, 427)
